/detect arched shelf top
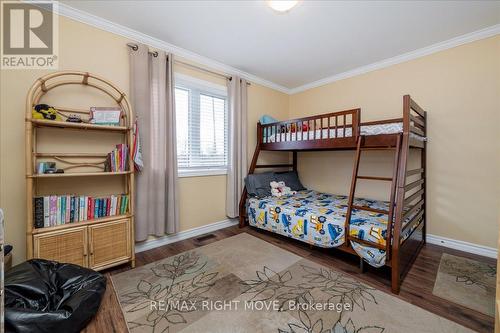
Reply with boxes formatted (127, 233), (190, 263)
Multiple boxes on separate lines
(26, 71), (133, 128)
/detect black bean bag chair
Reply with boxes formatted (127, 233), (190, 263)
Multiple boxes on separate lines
(4, 259), (106, 333)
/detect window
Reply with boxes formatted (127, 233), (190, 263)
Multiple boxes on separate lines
(175, 75), (228, 177)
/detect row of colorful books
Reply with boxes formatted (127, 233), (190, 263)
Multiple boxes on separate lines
(104, 144), (129, 172)
(33, 194), (129, 228)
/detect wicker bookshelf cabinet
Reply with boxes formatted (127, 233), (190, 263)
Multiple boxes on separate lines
(25, 71), (135, 270)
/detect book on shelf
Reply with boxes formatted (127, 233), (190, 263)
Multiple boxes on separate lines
(49, 196), (57, 226)
(56, 197), (61, 225)
(104, 144), (129, 172)
(65, 195), (70, 224)
(43, 196), (50, 227)
(33, 194), (129, 229)
(33, 197), (44, 229)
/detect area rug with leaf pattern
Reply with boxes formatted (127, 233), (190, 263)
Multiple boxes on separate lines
(111, 233), (473, 333)
(433, 253), (496, 317)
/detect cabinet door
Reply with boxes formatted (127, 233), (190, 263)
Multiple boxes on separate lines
(34, 227), (88, 267)
(89, 218), (131, 270)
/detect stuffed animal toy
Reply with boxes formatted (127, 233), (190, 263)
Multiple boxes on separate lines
(270, 181), (296, 198)
(32, 104), (62, 121)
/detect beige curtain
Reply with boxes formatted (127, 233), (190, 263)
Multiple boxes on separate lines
(226, 76), (248, 218)
(130, 44), (179, 241)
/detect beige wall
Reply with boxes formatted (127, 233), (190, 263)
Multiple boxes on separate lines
(289, 36), (500, 248)
(0, 16), (289, 264)
(1, 12), (497, 266)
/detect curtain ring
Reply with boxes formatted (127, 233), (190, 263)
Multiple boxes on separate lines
(127, 43), (139, 51)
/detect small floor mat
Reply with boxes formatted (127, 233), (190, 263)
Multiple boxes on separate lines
(433, 253), (496, 316)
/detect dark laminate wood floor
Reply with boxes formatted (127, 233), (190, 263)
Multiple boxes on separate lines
(84, 225), (495, 333)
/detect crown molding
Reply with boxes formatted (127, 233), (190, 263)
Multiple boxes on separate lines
(289, 24), (500, 94)
(54, 2), (292, 94)
(49, 2), (499, 96)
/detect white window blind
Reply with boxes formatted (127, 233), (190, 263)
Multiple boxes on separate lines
(175, 75), (228, 175)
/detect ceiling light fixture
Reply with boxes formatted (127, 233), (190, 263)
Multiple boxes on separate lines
(267, 1), (299, 13)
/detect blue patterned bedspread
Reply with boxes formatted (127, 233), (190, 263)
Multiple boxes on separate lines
(248, 190), (421, 267)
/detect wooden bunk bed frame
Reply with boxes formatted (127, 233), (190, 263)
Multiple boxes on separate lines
(239, 95), (427, 294)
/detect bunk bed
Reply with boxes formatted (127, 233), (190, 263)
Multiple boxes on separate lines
(239, 95), (427, 294)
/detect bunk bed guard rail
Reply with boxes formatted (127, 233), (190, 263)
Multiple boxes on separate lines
(258, 108), (360, 150)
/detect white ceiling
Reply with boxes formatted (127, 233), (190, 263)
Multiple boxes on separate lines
(60, 1), (500, 90)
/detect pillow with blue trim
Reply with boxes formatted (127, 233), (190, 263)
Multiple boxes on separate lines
(259, 115), (278, 124)
(259, 115), (278, 137)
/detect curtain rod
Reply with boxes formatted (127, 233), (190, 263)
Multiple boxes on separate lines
(127, 43), (250, 85)
(175, 61), (231, 81)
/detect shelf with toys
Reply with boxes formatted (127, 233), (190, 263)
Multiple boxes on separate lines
(31, 118), (129, 132)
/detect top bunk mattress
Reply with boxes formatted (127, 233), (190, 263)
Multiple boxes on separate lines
(264, 122), (425, 143)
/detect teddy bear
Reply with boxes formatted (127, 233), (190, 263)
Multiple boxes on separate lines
(270, 181), (296, 198)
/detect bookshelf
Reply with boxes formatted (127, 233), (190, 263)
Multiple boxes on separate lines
(25, 71), (135, 271)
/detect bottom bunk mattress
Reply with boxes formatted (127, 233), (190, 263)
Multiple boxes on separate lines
(247, 190), (420, 268)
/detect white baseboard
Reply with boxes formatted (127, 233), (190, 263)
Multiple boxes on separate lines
(426, 234), (497, 259)
(135, 219), (238, 253)
(134, 222), (497, 259)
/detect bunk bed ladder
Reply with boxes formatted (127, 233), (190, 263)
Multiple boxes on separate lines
(390, 94), (428, 294)
(345, 134), (402, 262)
